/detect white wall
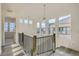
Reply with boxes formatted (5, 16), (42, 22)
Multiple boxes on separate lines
(56, 4), (79, 51)
(71, 5), (79, 51)
(1, 3), (79, 51)
(0, 3), (2, 55)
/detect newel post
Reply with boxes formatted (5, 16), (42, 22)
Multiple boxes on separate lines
(31, 35), (37, 56)
(52, 33), (56, 53)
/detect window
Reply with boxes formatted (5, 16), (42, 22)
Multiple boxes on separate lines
(19, 19), (23, 23)
(58, 27), (71, 35)
(24, 19), (28, 24)
(36, 22), (46, 34)
(59, 27), (63, 34)
(4, 22), (15, 32)
(58, 14), (71, 35)
(4, 22), (9, 32)
(10, 23), (15, 32)
(48, 19), (56, 34)
(29, 20), (32, 24)
(48, 19), (55, 24)
(37, 22), (40, 28)
(36, 22), (41, 33)
(59, 14), (71, 24)
(53, 28), (55, 33)
(41, 22), (46, 28)
(48, 27), (55, 34)
(19, 19), (33, 24)
(58, 27), (67, 34)
(41, 22), (46, 34)
(66, 27), (71, 35)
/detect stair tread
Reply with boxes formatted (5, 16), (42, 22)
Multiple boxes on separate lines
(12, 46), (22, 52)
(13, 49), (24, 56)
(11, 44), (19, 48)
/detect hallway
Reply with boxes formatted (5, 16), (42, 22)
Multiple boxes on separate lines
(0, 3), (79, 56)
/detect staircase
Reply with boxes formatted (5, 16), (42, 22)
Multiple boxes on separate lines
(11, 44), (26, 56)
(2, 43), (27, 56)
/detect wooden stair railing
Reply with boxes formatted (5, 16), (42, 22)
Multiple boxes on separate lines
(18, 33), (56, 56)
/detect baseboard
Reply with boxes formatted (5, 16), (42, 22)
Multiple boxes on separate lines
(57, 46), (79, 53)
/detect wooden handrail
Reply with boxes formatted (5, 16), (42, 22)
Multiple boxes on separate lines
(52, 33), (56, 53)
(37, 35), (53, 39)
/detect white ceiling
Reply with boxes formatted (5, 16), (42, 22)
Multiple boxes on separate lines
(1, 3), (79, 21)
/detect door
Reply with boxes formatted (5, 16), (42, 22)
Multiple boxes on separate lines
(4, 17), (16, 45)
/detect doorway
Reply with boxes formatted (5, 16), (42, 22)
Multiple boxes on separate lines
(4, 17), (16, 45)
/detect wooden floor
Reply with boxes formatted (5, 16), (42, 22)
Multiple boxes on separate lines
(1, 44), (26, 56)
(1, 44), (79, 56)
(38, 46), (79, 56)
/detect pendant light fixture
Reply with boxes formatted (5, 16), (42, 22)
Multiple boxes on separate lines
(28, 16), (32, 24)
(41, 4), (46, 29)
(43, 4), (46, 20)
